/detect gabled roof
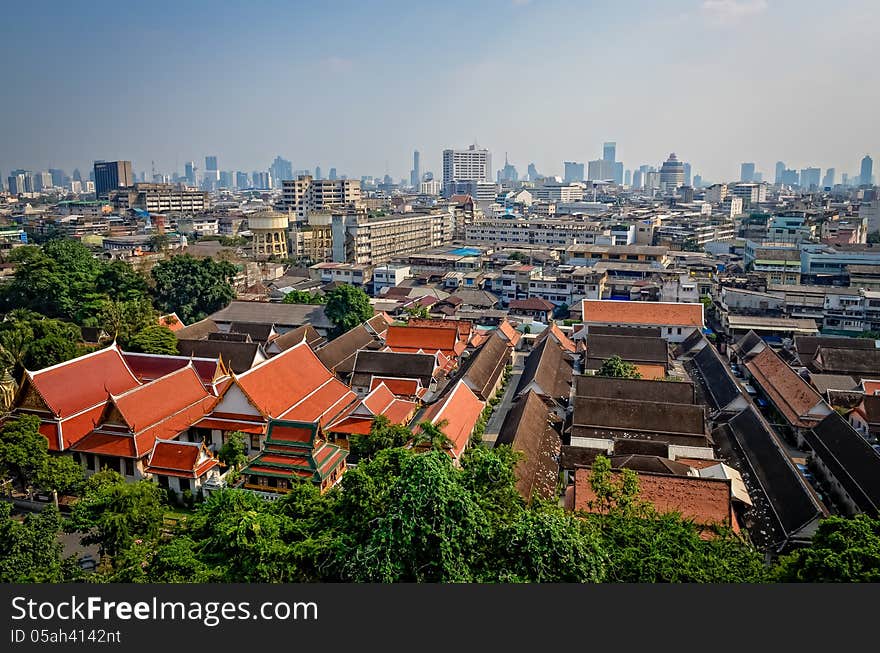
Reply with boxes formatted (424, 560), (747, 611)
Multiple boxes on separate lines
(462, 333), (511, 401)
(233, 341), (356, 426)
(572, 396), (706, 437)
(385, 324), (465, 359)
(746, 347), (831, 428)
(509, 297), (555, 312)
(803, 411), (880, 515)
(690, 345), (743, 411)
(581, 299), (703, 328)
(326, 383), (417, 436)
(122, 351), (228, 391)
(812, 346), (880, 378)
(496, 320), (522, 347)
(208, 300), (333, 330)
(534, 322), (576, 353)
(228, 321), (277, 343)
(494, 390), (561, 502)
(515, 336), (573, 401)
(414, 380), (484, 460)
(315, 321), (383, 374)
(145, 439), (219, 479)
(158, 313), (185, 332)
(177, 339), (263, 374)
(730, 330), (765, 361)
(20, 344), (140, 419)
(242, 419), (348, 486)
(265, 324), (325, 354)
(585, 334), (669, 368)
(174, 318), (219, 341)
(368, 376), (426, 399)
(795, 335), (874, 364)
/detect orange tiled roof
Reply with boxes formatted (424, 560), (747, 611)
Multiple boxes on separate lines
(146, 439), (219, 478)
(745, 347), (827, 428)
(572, 467), (737, 532)
(497, 320), (522, 347)
(862, 379), (880, 395)
(369, 376), (426, 399)
(109, 365), (212, 433)
(414, 380), (484, 459)
(385, 325), (466, 359)
(158, 313), (185, 331)
(581, 300), (703, 328)
(327, 382), (417, 436)
(634, 364), (667, 380)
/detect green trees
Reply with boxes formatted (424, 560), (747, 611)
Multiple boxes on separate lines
(596, 355), (642, 379)
(349, 415), (412, 461)
(282, 290), (326, 305)
(151, 255), (237, 324)
(0, 313), (81, 376)
(412, 419), (453, 452)
(324, 285), (374, 336)
(217, 431), (249, 471)
(0, 503), (77, 582)
(774, 515), (880, 582)
(126, 324), (179, 355)
(0, 415), (83, 496)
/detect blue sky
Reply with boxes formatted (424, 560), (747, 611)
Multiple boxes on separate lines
(2, 0), (878, 183)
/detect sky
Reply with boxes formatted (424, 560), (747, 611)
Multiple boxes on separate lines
(2, 0), (879, 184)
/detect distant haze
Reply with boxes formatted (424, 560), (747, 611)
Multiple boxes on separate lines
(2, 0), (878, 183)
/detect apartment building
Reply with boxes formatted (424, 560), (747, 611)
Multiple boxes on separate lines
(277, 175), (362, 219)
(112, 183), (208, 215)
(465, 217), (607, 247)
(331, 210), (454, 266)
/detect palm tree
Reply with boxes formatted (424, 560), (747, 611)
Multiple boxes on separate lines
(413, 419), (453, 452)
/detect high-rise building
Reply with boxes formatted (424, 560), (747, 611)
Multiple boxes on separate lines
(185, 162), (196, 186)
(603, 142), (616, 163)
(34, 171), (53, 191)
(442, 144), (491, 195)
(587, 159), (615, 181)
(252, 171), (272, 189)
(93, 160), (133, 199)
(270, 156), (293, 184)
(861, 155), (873, 186)
(683, 162), (692, 187)
(72, 168), (82, 182)
(782, 169), (799, 186)
(693, 174), (703, 188)
(842, 173), (850, 187)
(410, 151), (420, 188)
(659, 153), (685, 193)
(527, 163), (540, 181)
(498, 154), (518, 183)
(632, 169), (643, 189)
(315, 166), (323, 180)
(563, 161), (584, 183)
(205, 156), (218, 172)
(740, 162), (755, 183)
(822, 168), (835, 188)
(329, 167), (338, 181)
(219, 171), (234, 188)
(7, 171), (29, 195)
(277, 176), (362, 219)
(613, 162), (624, 185)
(48, 169), (64, 187)
(624, 169), (632, 186)
(775, 161), (785, 185)
(799, 167), (821, 190)
(235, 171), (249, 189)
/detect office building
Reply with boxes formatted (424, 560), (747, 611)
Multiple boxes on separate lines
(93, 160), (133, 199)
(800, 167), (821, 190)
(782, 169), (800, 186)
(7, 171), (30, 195)
(410, 151), (420, 188)
(185, 161), (196, 186)
(564, 161), (585, 183)
(34, 171), (53, 191)
(235, 172), (249, 189)
(329, 168), (337, 181)
(704, 183), (728, 204)
(624, 169), (632, 186)
(205, 156), (218, 172)
(527, 163), (540, 181)
(730, 182), (767, 207)
(420, 179), (442, 196)
(111, 183), (208, 214)
(740, 162), (755, 183)
(315, 166), (323, 180)
(49, 169), (64, 187)
(683, 162), (691, 187)
(822, 168), (835, 188)
(775, 161), (785, 185)
(270, 156), (293, 184)
(219, 171), (235, 189)
(659, 153), (685, 193)
(603, 142), (616, 163)
(693, 174), (702, 188)
(442, 144), (492, 195)
(861, 155), (873, 186)
(252, 171), (272, 189)
(277, 175), (362, 219)
(632, 169), (643, 189)
(587, 159), (615, 181)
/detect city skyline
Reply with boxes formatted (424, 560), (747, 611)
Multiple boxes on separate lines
(2, 0), (878, 181)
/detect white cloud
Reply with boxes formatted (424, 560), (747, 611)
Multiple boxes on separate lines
(321, 56), (354, 73)
(701, 0), (768, 25)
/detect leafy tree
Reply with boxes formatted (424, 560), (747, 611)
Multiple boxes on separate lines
(412, 419), (452, 452)
(151, 254), (237, 324)
(68, 470), (167, 559)
(0, 503), (78, 582)
(217, 431), (249, 470)
(95, 298), (157, 346)
(282, 289), (326, 305)
(126, 324), (179, 355)
(553, 303), (570, 319)
(349, 415), (412, 461)
(22, 318), (81, 371)
(324, 285), (374, 336)
(868, 231), (880, 245)
(596, 355), (641, 379)
(0, 414), (82, 496)
(95, 261), (150, 303)
(403, 304), (430, 319)
(773, 515), (880, 582)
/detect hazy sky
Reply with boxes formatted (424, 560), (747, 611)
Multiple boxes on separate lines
(2, 0), (878, 183)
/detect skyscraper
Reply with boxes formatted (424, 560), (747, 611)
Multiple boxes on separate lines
(693, 174), (702, 188)
(800, 167), (821, 190)
(563, 161), (584, 183)
(861, 155), (873, 186)
(72, 168), (82, 182)
(205, 156), (218, 172)
(527, 163), (539, 181)
(185, 161), (196, 186)
(48, 169), (64, 187)
(603, 142), (616, 163)
(329, 168), (338, 181)
(624, 169), (632, 186)
(93, 160), (133, 198)
(498, 154), (518, 183)
(740, 162), (755, 183)
(270, 156), (293, 184)
(442, 144), (492, 191)
(683, 162), (692, 187)
(236, 171), (249, 189)
(775, 161), (785, 185)
(410, 151), (420, 188)
(822, 168), (835, 188)
(315, 166), (323, 180)
(659, 153), (685, 193)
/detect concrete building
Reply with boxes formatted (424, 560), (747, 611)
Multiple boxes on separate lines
(442, 144), (491, 195)
(331, 210), (453, 266)
(720, 195), (744, 217)
(94, 160), (133, 199)
(289, 212), (333, 265)
(112, 183), (208, 215)
(277, 175), (361, 219)
(659, 153), (685, 193)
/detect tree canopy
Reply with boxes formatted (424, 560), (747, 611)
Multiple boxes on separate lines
(596, 355), (642, 379)
(151, 254), (237, 324)
(0, 415), (83, 495)
(324, 285), (374, 336)
(282, 289), (326, 305)
(125, 324), (179, 355)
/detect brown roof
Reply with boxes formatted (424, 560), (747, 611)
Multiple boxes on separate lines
(609, 454), (693, 476)
(811, 346), (880, 379)
(745, 347), (829, 428)
(509, 297), (555, 312)
(515, 336), (573, 401)
(176, 339), (263, 374)
(585, 334), (669, 369)
(590, 325), (663, 338)
(574, 375), (695, 404)
(351, 350), (437, 387)
(267, 325), (324, 353)
(581, 300), (703, 328)
(175, 318), (220, 341)
(494, 390), (561, 502)
(795, 335), (874, 363)
(315, 323), (383, 374)
(571, 396), (706, 437)
(462, 333), (511, 401)
(571, 468), (736, 530)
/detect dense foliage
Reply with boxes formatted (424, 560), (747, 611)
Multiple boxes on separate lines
(324, 285), (374, 336)
(151, 254), (237, 324)
(282, 289), (326, 305)
(596, 355), (642, 379)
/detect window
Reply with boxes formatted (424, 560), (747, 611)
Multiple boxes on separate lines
(86, 454), (95, 471)
(179, 478), (190, 492)
(677, 327), (682, 335)
(124, 459), (134, 476)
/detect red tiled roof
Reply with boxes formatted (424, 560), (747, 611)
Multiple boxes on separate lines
(385, 325), (465, 359)
(571, 468), (737, 532)
(193, 417), (265, 434)
(158, 313), (185, 331)
(862, 379), (880, 395)
(146, 439), (218, 478)
(509, 298), (555, 311)
(581, 300), (704, 328)
(24, 344), (140, 419)
(122, 352), (226, 389)
(72, 432), (136, 458)
(369, 376), (426, 399)
(746, 347), (828, 428)
(415, 380), (484, 459)
(110, 365), (212, 433)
